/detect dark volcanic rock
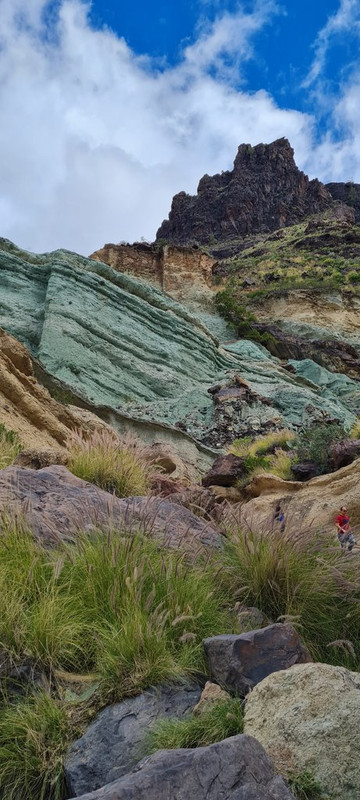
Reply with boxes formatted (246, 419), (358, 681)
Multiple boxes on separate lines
(0, 465), (222, 554)
(65, 684), (202, 797)
(329, 439), (360, 470)
(202, 454), (246, 487)
(291, 462), (318, 481)
(203, 624), (311, 696)
(156, 138), (332, 246)
(68, 734), (296, 800)
(326, 182), (360, 223)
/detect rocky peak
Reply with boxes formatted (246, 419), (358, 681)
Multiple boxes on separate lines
(156, 137), (333, 246)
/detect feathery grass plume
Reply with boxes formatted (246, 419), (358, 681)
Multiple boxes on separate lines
(220, 512), (355, 664)
(68, 429), (152, 497)
(144, 696), (244, 753)
(0, 692), (70, 800)
(0, 424), (22, 469)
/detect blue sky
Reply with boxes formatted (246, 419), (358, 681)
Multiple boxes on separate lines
(0, 0), (360, 253)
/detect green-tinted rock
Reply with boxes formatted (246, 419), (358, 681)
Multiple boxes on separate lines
(0, 237), (358, 444)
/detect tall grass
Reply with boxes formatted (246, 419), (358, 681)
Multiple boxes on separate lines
(229, 430), (296, 482)
(68, 429), (151, 497)
(0, 424), (22, 468)
(0, 692), (70, 800)
(221, 517), (360, 665)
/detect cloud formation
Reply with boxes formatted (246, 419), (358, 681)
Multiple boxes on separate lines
(0, 0), (359, 255)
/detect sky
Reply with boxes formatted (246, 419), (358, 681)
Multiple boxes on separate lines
(0, 0), (360, 254)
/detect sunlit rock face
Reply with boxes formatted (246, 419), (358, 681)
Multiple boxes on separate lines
(0, 237), (359, 448)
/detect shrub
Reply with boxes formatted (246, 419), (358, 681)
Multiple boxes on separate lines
(68, 429), (151, 497)
(0, 692), (70, 800)
(230, 431), (296, 482)
(145, 696), (244, 753)
(0, 424), (22, 468)
(296, 423), (345, 474)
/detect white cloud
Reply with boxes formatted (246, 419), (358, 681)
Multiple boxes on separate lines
(0, 0), (317, 254)
(304, 0), (360, 88)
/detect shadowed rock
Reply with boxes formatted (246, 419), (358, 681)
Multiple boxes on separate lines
(202, 454), (246, 487)
(68, 734), (295, 800)
(204, 624), (310, 696)
(65, 684), (202, 797)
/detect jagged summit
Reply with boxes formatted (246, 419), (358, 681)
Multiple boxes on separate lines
(156, 137), (332, 246)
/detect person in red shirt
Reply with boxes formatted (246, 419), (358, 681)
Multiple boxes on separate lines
(335, 506), (355, 552)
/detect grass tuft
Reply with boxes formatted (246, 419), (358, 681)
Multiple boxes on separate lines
(0, 692), (70, 800)
(145, 696), (244, 753)
(68, 429), (151, 497)
(0, 424), (22, 468)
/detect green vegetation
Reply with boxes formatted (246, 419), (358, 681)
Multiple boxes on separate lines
(287, 770), (330, 799)
(68, 429), (152, 497)
(296, 422), (345, 474)
(0, 692), (70, 800)
(221, 522), (360, 666)
(0, 424), (22, 468)
(145, 696), (244, 753)
(229, 430), (296, 481)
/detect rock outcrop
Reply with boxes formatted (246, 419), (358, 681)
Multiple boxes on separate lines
(2, 238), (359, 448)
(90, 242), (216, 307)
(156, 138), (332, 246)
(327, 181), (360, 223)
(0, 465), (222, 552)
(203, 624), (310, 696)
(68, 734), (295, 800)
(0, 327), (88, 451)
(65, 683), (202, 797)
(241, 454), (360, 532)
(244, 662), (360, 800)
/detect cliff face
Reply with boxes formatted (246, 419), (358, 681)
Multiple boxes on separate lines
(326, 182), (360, 223)
(89, 242), (215, 306)
(156, 138), (332, 246)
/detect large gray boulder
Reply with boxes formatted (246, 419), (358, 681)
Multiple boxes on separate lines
(0, 465), (222, 553)
(244, 662), (360, 800)
(65, 684), (201, 797)
(68, 734), (295, 799)
(204, 623), (310, 696)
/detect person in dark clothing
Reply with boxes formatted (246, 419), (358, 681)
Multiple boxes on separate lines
(274, 502), (285, 533)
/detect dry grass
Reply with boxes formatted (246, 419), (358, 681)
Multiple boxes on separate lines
(68, 429), (152, 497)
(0, 424), (22, 469)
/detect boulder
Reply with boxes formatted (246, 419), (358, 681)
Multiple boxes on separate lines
(65, 683), (201, 797)
(329, 438), (360, 470)
(203, 624), (310, 696)
(244, 662), (360, 800)
(68, 734), (295, 800)
(0, 465), (222, 553)
(202, 454), (246, 488)
(290, 462), (318, 481)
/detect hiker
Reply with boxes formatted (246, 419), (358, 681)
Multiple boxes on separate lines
(335, 506), (356, 552)
(274, 502), (285, 533)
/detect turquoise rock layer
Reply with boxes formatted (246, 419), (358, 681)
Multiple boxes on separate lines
(0, 237), (359, 442)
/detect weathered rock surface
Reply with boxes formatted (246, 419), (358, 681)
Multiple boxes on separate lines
(204, 624), (310, 696)
(156, 138), (332, 246)
(90, 242), (216, 308)
(327, 181), (360, 223)
(65, 683), (202, 797)
(68, 734), (296, 800)
(1, 239), (359, 448)
(192, 681), (230, 716)
(0, 328), (87, 451)
(242, 455), (360, 533)
(202, 453), (246, 487)
(244, 662), (360, 800)
(0, 465), (222, 552)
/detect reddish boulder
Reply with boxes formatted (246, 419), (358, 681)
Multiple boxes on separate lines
(202, 454), (246, 487)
